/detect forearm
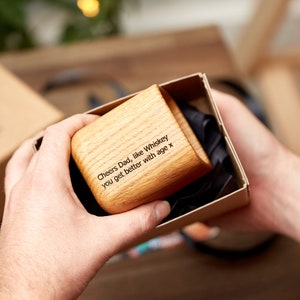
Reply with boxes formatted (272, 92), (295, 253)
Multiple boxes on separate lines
(0, 248), (56, 300)
(266, 146), (300, 242)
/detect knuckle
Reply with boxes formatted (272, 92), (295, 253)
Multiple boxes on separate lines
(134, 208), (157, 234)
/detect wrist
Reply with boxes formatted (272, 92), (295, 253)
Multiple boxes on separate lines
(267, 146), (300, 242)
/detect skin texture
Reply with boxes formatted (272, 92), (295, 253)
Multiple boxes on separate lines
(1, 90), (300, 299)
(208, 90), (300, 241)
(0, 114), (170, 300)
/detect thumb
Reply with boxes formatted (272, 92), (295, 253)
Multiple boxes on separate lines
(89, 200), (170, 258)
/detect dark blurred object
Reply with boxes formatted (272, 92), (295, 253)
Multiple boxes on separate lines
(212, 78), (269, 127)
(40, 68), (128, 116)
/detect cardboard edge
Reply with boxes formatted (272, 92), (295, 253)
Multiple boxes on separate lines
(85, 73), (250, 235)
(32, 72), (250, 244)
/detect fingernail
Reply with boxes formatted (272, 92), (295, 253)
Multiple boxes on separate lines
(207, 227), (221, 240)
(155, 201), (171, 221)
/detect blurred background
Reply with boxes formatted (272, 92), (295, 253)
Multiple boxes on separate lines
(1, 0), (300, 53)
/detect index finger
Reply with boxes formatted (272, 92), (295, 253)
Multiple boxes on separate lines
(4, 138), (36, 201)
(37, 114), (98, 174)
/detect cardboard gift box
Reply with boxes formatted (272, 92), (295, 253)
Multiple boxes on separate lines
(0, 65), (63, 219)
(67, 73), (249, 243)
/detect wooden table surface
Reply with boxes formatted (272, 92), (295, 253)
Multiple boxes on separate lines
(80, 235), (300, 300)
(0, 26), (241, 116)
(1, 25), (299, 299)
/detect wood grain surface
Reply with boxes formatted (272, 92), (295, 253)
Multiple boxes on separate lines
(71, 85), (211, 213)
